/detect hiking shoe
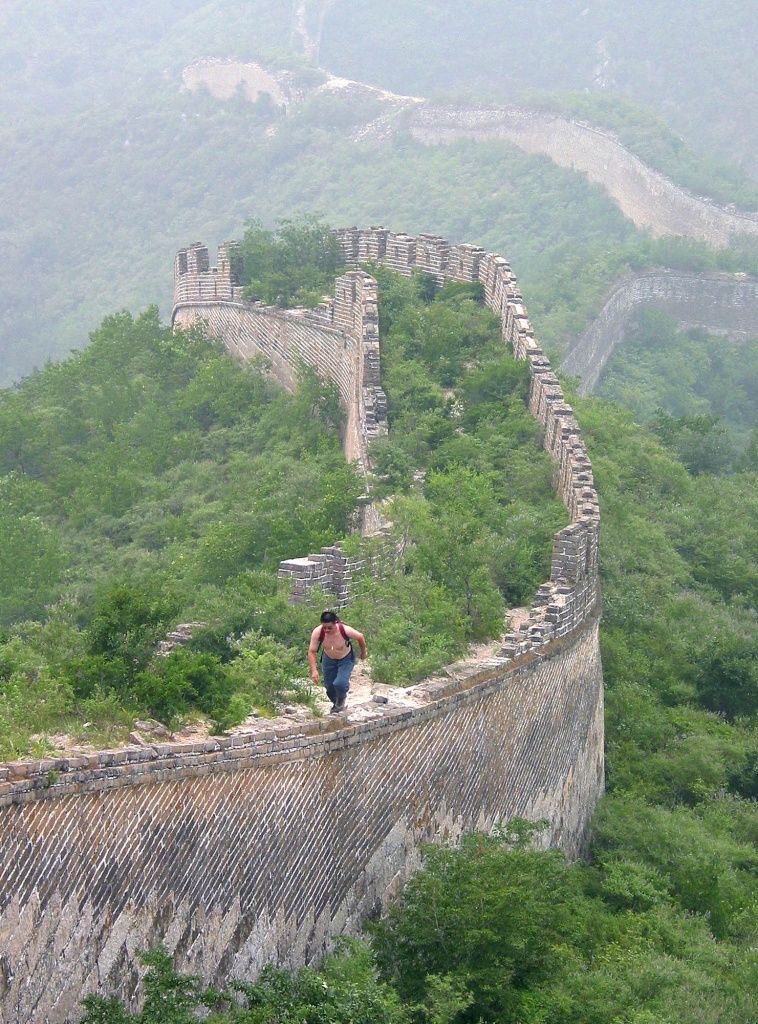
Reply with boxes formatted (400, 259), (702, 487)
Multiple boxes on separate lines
(331, 699), (347, 714)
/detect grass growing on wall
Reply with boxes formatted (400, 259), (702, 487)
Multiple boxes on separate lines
(342, 268), (566, 684)
(0, 308), (359, 754)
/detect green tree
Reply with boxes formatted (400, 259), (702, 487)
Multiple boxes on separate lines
(651, 411), (734, 476)
(397, 469), (505, 639)
(370, 825), (588, 1024)
(696, 633), (758, 721)
(238, 215), (343, 308)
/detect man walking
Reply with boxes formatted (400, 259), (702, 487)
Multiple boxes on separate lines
(308, 610), (367, 714)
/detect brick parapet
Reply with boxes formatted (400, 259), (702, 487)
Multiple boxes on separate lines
(278, 529), (399, 606)
(1, 615), (603, 1022)
(0, 611), (597, 811)
(173, 228), (601, 626)
(335, 227), (601, 648)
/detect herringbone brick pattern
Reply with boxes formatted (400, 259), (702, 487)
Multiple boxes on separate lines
(0, 229), (605, 1022)
(0, 622), (603, 1023)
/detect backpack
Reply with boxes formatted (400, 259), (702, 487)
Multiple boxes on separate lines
(317, 621), (352, 660)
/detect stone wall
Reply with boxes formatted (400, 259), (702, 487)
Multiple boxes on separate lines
(360, 104), (758, 247)
(173, 244), (386, 478)
(0, 617), (602, 1024)
(0, 229), (603, 1022)
(335, 228), (600, 652)
(173, 229), (600, 631)
(561, 269), (758, 393)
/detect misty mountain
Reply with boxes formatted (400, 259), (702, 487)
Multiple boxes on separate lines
(1, 0), (757, 384)
(320, 0), (758, 176)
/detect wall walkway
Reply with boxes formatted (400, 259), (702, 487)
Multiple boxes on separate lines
(356, 104), (758, 246)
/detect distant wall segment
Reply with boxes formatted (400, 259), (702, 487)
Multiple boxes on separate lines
(0, 230), (603, 1023)
(360, 104), (758, 247)
(562, 269), (758, 393)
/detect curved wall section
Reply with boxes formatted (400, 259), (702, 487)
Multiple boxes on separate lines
(358, 104), (758, 247)
(0, 229), (603, 1023)
(562, 270), (758, 393)
(173, 244), (386, 476)
(0, 622), (602, 1023)
(335, 228), (600, 653)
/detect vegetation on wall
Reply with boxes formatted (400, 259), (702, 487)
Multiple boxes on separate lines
(78, 380), (758, 1024)
(344, 268), (566, 683)
(237, 216), (344, 307)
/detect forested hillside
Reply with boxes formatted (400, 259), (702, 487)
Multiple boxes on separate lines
(75, 305), (758, 1023)
(3, 210), (757, 1021)
(4, 5), (758, 1018)
(320, 0), (758, 177)
(595, 309), (758, 464)
(3, 0), (758, 384)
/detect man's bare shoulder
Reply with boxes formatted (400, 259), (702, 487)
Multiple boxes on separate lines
(342, 623), (364, 639)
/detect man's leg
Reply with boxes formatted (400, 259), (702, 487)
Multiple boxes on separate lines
(332, 652), (356, 708)
(321, 654), (339, 705)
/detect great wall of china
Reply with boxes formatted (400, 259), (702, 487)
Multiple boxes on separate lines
(180, 61), (758, 397)
(563, 269), (758, 393)
(361, 104), (758, 246)
(0, 228), (603, 1023)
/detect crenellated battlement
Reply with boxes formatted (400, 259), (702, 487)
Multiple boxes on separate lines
(173, 246), (387, 486)
(172, 229), (600, 633)
(328, 227), (600, 646)
(173, 242), (241, 304)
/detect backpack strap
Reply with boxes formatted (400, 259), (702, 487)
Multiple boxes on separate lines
(317, 621), (351, 653)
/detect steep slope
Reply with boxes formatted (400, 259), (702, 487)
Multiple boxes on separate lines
(2, 2), (758, 386)
(562, 271), (758, 393)
(355, 102), (758, 247)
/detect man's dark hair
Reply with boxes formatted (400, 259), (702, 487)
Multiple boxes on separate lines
(320, 610), (339, 624)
